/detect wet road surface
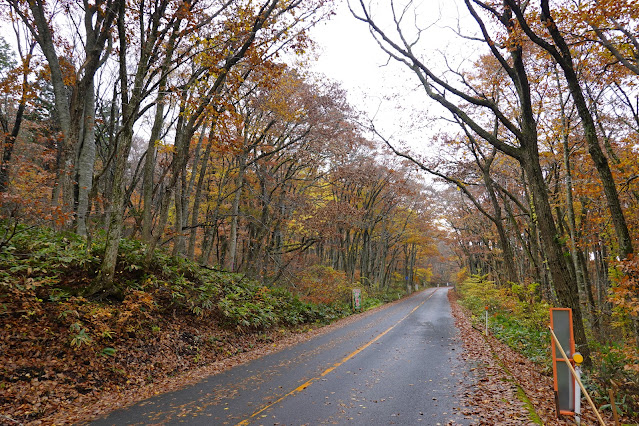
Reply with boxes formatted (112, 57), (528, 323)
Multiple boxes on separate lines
(92, 287), (470, 425)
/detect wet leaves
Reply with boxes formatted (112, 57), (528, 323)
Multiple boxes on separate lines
(3, 289), (620, 425)
(1, 291), (393, 425)
(0, 303), (305, 424)
(449, 290), (616, 425)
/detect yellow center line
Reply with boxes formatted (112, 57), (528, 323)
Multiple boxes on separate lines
(235, 288), (438, 426)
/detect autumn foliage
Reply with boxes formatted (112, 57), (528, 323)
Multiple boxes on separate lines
(349, 0), (639, 419)
(295, 265), (350, 305)
(0, 0), (451, 420)
(0, 224), (355, 423)
(0, 0), (442, 297)
(8, 0), (639, 422)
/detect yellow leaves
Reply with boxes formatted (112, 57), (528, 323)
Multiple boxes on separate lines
(414, 267), (433, 283)
(156, 142), (175, 154)
(455, 267), (469, 284)
(286, 216), (310, 235)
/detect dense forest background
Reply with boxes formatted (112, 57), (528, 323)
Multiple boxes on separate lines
(1, 0), (639, 421)
(0, 0), (451, 297)
(348, 0), (639, 416)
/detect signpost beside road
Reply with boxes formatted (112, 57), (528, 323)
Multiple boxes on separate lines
(550, 308), (576, 415)
(549, 308), (606, 425)
(352, 288), (361, 311)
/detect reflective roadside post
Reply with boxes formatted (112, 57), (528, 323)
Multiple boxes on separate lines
(352, 288), (361, 311)
(573, 352), (584, 425)
(485, 305), (489, 335)
(550, 308), (576, 417)
(549, 312), (607, 425)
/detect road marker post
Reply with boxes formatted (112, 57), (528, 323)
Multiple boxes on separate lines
(550, 308), (576, 416)
(484, 305), (489, 335)
(352, 288), (361, 311)
(573, 352), (583, 424)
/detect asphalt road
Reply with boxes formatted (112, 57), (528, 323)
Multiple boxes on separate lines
(91, 287), (470, 425)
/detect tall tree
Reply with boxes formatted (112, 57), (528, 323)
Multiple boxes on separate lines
(7, 0), (117, 235)
(353, 0), (590, 361)
(505, 0), (634, 259)
(0, 35), (35, 193)
(96, 0), (198, 291)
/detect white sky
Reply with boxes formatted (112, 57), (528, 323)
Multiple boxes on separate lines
(308, 0), (479, 156)
(0, 0), (479, 157)
(310, 1), (397, 104)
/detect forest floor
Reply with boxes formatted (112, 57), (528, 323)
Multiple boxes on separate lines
(448, 290), (620, 425)
(1, 289), (621, 425)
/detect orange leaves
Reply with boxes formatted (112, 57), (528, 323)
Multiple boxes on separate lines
(261, 69), (306, 120)
(295, 264), (349, 305)
(611, 256), (639, 319)
(117, 289), (157, 326)
(0, 150), (63, 227)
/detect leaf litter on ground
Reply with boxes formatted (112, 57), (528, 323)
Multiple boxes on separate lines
(1, 288), (621, 425)
(448, 290), (618, 426)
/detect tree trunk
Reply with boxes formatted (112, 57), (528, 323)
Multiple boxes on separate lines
(227, 153), (246, 272)
(141, 91), (167, 243)
(74, 80), (96, 236)
(483, 168), (519, 284)
(0, 42), (34, 192)
(96, 0), (151, 291)
(16, 0), (116, 232)
(520, 151), (590, 360)
(0, 104), (25, 193)
(510, 0), (634, 259)
(188, 126), (215, 259)
(172, 174), (185, 256)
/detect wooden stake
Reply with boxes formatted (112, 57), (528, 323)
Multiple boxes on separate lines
(608, 389), (620, 426)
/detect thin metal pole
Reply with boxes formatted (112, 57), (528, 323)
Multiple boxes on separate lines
(485, 306), (488, 336)
(575, 365), (582, 425)
(485, 309), (488, 335)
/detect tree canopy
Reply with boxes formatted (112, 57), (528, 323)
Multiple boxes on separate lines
(0, 0), (444, 299)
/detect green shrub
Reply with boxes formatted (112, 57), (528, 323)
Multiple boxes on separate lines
(457, 274), (506, 313)
(0, 223), (99, 291)
(457, 275), (551, 371)
(509, 282), (550, 331)
(0, 222), (354, 332)
(361, 296), (383, 311)
(491, 314), (551, 368)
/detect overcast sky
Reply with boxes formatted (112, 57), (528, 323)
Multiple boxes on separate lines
(0, 0), (476, 156)
(310, 1), (396, 101)
(308, 0), (477, 155)
(309, 1), (413, 133)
